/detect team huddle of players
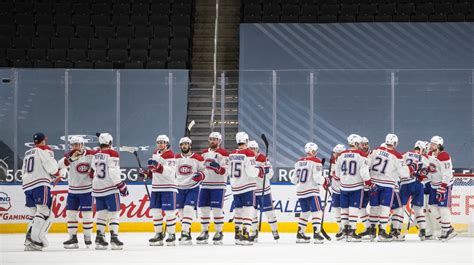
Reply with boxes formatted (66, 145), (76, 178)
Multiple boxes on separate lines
(20, 130), (456, 251)
(293, 134), (456, 244)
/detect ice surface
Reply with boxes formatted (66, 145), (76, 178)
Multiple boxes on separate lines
(1, 233), (473, 265)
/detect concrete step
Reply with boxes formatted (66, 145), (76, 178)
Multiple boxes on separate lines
(195, 16), (240, 23)
(188, 90), (238, 96)
(188, 102), (238, 108)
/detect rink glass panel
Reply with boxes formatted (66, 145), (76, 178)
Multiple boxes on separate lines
(314, 70), (392, 160)
(238, 70), (274, 160)
(394, 70), (473, 169)
(68, 70), (117, 148)
(275, 71), (314, 167)
(0, 69), (189, 181)
(0, 69), (16, 180)
(119, 70), (189, 165)
(16, 69), (66, 174)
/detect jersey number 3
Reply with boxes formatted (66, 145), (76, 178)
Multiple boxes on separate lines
(96, 162), (107, 179)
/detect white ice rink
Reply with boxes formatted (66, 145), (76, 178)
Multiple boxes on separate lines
(1, 233), (473, 265)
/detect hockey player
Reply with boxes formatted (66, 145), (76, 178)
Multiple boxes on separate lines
(335, 134), (372, 242)
(197, 132), (228, 245)
(368, 133), (410, 242)
(22, 132), (61, 251)
(140, 135), (177, 246)
(291, 142), (328, 244)
(174, 137), (206, 245)
(249, 140), (279, 242)
(329, 144), (346, 240)
(393, 141), (431, 241)
(357, 137), (372, 239)
(90, 133), (128, 250)
(58, 136), (95, 249)
(427, 136), (457, 241)
(229, 132), (265, 246)
(417, 141), (441, 240)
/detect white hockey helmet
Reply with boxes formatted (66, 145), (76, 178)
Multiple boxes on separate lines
(333, 144), (345, 154)
(305, 142), (319, 154)
(179, 137), (192, 145)
(69, 135), (84, 145)
(414, 140), (428, 150)
(430, 136), (444, 146)
(248, 140), (259, 150)
(236, 132), (249, 144)
(156, 134), (169, 143)
(360, 137), (369, 144)
(98, 133), (113, 145)
(347, 134), (362, 146)
(209, 132), (222, 141)
(385, 133), (398, 146)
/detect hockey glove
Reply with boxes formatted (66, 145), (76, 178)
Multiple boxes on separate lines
(138, 168), (152, 179)
(117, 182), (129, 197)
(147, 159), (163, 174)
(257, 166), (270, 178)
(207, 160), (225, 175)
(436, 183), (448, 202)
(322, 177), (331, 191)
(416, 172), (428, 182)
(364, 179), (377, 192)
(192, 172), (205, 182)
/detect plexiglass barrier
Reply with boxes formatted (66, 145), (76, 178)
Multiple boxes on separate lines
(0, 68), (472, 183)
(0, 69), (189, 182)
(237, 69), (473, 170)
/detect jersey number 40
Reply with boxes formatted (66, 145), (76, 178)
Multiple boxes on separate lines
(341, 160), (357, 176)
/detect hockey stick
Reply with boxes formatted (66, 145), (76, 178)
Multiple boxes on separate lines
(186, 120), (195, 137)
(258, 134), (269, 231)
(320, 158), (331, 241)
(121, 146), (150, 199)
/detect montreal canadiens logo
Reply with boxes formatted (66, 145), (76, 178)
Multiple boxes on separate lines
(0, 192), (12, 211)
(76, 163), (90, 173)
(178, 165), (193, 175)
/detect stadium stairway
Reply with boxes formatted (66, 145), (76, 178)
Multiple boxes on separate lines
(187, 0), (240, 151)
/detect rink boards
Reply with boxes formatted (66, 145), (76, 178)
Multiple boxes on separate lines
(0, 176), (473, 234)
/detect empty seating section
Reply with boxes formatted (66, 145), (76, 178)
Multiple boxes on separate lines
(242, 0), (474, 23)
(0, 0), (194, 69)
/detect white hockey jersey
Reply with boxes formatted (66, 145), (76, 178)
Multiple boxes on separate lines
(369, 147), (409, 188)
(175, 153), (205, 190)
(335, 149), (370, 191)
(201, 147), (229, 189)
(292, 157), (324, 198)
(22, 145), (59, 192)
(401, 150), (430, 185)
(427, 151), (454, 188)
(91, 149), (122, 197)
(150, 149), (177, 193)
(329, 156), (340, 194)
(228, 148), (259, 195)
(254, 153), (274, 196)
(58, 149), (95, 194)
